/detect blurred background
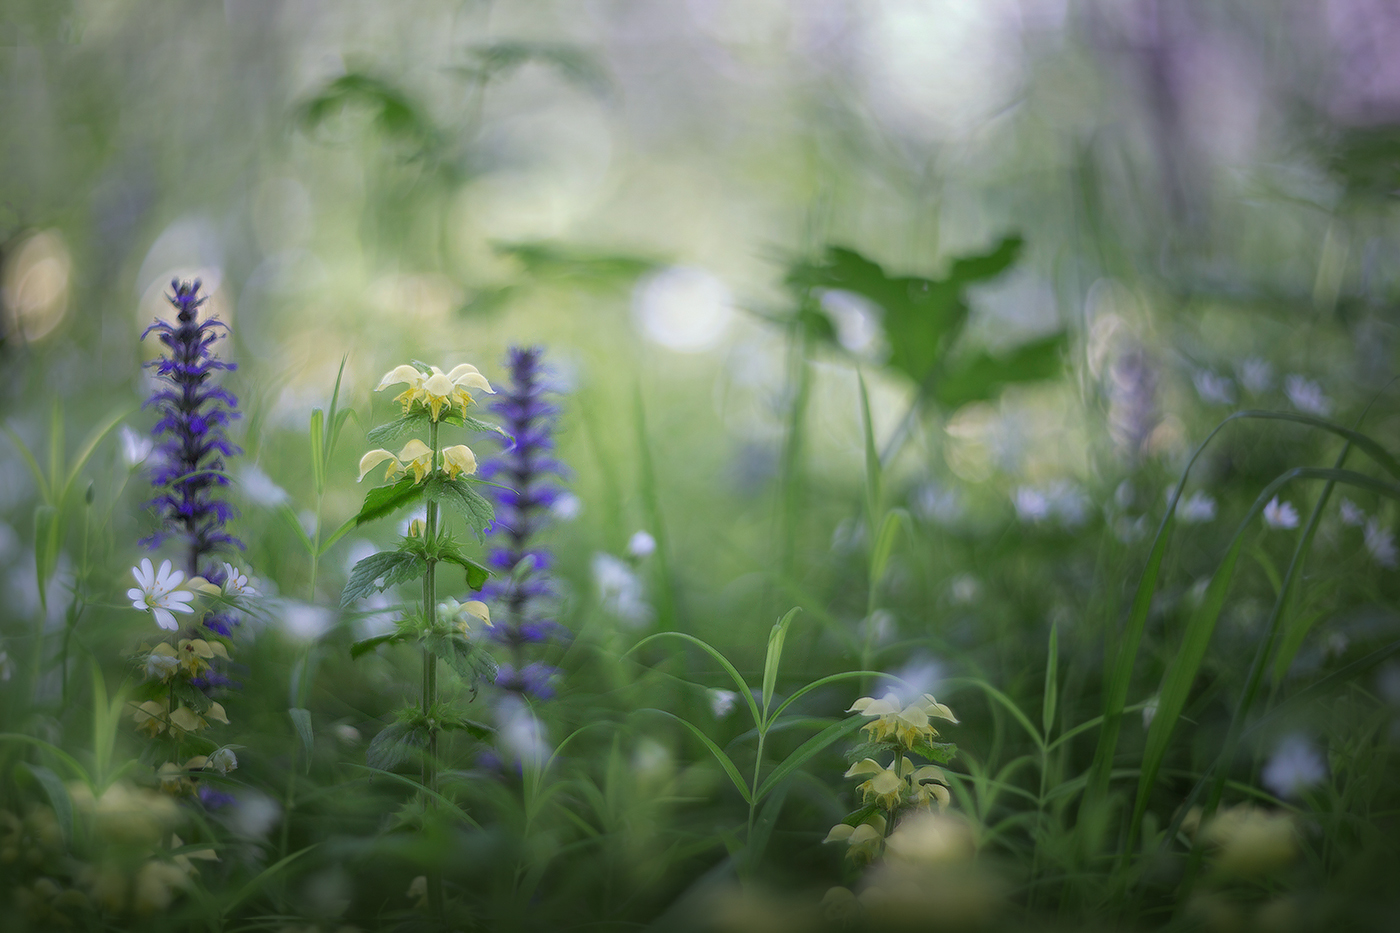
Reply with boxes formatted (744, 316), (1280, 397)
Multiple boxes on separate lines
(2, 0), (1400, 927)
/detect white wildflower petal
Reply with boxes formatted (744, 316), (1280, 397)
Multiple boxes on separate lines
(376, 364), (424, 391)
(1263, 497), (1300, 529)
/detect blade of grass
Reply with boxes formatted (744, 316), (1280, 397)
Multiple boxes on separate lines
(761, 607), (800, 721)
(642, 708), (752, 804)
(626, 631), (762, 727)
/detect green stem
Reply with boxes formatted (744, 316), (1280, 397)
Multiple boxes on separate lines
(424, 418), (443, 920)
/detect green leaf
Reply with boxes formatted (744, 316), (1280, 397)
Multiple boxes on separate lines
(429, 633), (499, 685)
(842, 803), (880, 827)
(908, 741), (958, 765)
(868, 509), (907, 588)
(309, 409), (326, 496)
(349, 632), (404, 659)
(354, 476), (424, 527)
(762, 607), (801, 722)
(173, 682), (213, 715)
(366, 720), (427, 771)
(341, 550), (426, 606)
(277, 503), (316, 556)
(365, 410), (434, 447)
(755, 716), (866, 801)
(493, 241), (658, 285)
(297, 72), (440, 154)
(21, 763), (72, 846)
(439, 547), (492, 591)
(34, 504), (59, 613)
(2, 425), (50, 502)
(643, 709), (751, 804)
(859, 372), (881, 524)
(932, 332), (1068, 409)
(289, 708), (314, 771)
(426, 476), (495, 541)
(458, 41), (612, 97)
(61, 404), (133, 503)
(440, 717), (494, 740)
(1043, 623), (1059, 739)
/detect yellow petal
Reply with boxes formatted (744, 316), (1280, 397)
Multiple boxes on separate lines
(823, 823), (855, 844)
(184, 756), (208, 770)
(445, 363), (482, 381)
(397, 439), (432, 462)
(205, 702), (229, 725)
(184, 639), (216, 659)
(376, 364), (423, 391)
(844, 758), (884, 778)
(186, 576), (222, 596)
(358, 449), (400, 483)
(169, 706), (204, 733)
(451, 370), (494, 395)
(463, 600), (491, 627)
(151, 643), (177, 657)
(423, 372), (454, 398)
(207, 641), (229, 660)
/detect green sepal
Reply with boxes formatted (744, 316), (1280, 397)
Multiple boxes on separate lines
(354, 476), (424, 527)
(424, 475), (495, 541)
(341, 550), (427, 606)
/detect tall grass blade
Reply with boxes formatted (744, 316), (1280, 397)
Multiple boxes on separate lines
(762, 607), (800, 721)
(627, 631), (762, 727)
(644, 708), (752, 804)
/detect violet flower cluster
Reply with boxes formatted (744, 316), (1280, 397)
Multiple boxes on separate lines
(141, 279), (243, 639)
(479, 346), (569, 698)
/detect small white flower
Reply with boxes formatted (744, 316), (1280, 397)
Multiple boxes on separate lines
(1237, 357), (1273, 394)
(1013, 487), (1051, 523)
(1193, 370), (1235, 406)
(592, 552), (652, 627)
(220, 562), (259, 598)
(207, 747), (238, 775)
(627, 530), (656, 559)
(1364, 519), (1398, 569)
(127, 558), (196, 631)
(1263, 497), (1299, 530)
(709, 688), (738, 719)
(237, 463), (289, 507)
(1284, 375), (1331, 417)
(1340, 498), (1366, 527)
(551, 492), (582, 521)
(1261, 734), (1326, 799)
(118, 425), (153, 467)
(1174, 490), (1217, 524)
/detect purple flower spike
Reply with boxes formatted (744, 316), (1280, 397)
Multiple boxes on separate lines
(141, 280), (245, 645)
(482, 346), (570, 699)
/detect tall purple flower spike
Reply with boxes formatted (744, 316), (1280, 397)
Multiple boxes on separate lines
(141, 279), (243, 637)
(479, 346), (569, 698)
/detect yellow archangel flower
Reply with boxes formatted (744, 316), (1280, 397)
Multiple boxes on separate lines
(845, 757), (907, 811)
(848, 692), (959, 748)
(438, 597), (492, 634)
(358, 439), (435, 484)
(823, 814), (887, 864)
(376, 363), (495, 421)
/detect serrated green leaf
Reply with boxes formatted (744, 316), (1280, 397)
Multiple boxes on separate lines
(439, 547), (492, 590)
(174, 682), (213, 714)
(440, 717), (494, 740)
(354, 476), (424, 526)
(341, 550), (425, 606)
(365, 410), (433, 447)
(431, 634), (498, 685)
(908, 741), (958, 764)
(366, 720), (427, 771)
(427, 476), (495, 541)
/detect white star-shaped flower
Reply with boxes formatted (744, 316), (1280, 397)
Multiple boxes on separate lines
(220, 562), (259, 598)
(127, 558), (196, 631)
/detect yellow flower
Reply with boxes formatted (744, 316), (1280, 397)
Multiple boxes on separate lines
(441, 444), (477, 479)
(823, 814), (887, 864)
(131, 699), (170, 737)
(376, 362), (494, 421)
(357, 439), (434, 484)
(438, 597), (491, 634)
(846, 758), (907, 811)
(907, 763), (951, 810)
(848, 692), (958, 748)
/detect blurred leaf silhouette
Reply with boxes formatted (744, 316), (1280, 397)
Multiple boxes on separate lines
(455, 41), (612, 98)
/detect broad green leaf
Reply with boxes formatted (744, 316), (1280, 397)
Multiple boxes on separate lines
(761, 607), (801, 722)
(439, 546), (492, 590)
(365, 410), (434, 446)
(309, 409), (326, 495)
(908, 741), (958, 765)
(643, 709), (751, 804)
(932, 332), (1068, 410)
(429, 633), (499, 685)
(289, 708), (314, 771)
(354, 476), (424, 527)
(366, 720), (427, 771)
(426, 476), (495, 541)
(297, 72), (440, 153)
(341, 550), (425, 606)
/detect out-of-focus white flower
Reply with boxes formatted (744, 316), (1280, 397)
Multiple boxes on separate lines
(551, 492), (582, 521)
(1284, 375), (1331, 417)
(119, 425), (153, 467)
(1261, 735), (1326, 799)
(144, 651), (181, 681)
(1263, 497), (1299, 529)
(220, 563), (259, 598)
(709, 688), (738, 718)
(1175, 490), (1217, 524)
(207, 748), (238, 775)
(592, 553), (652, 627)
(0, 650), (12, 682)
(627, 530), (656, 559)
(949, 574), (980, 605)
(1339, 498), (1366, 527)
(277, 601), (334, 640)
(237, 463), (289, 506)
(1365, 519), (1398, 569)
(1013, 487), (1050, 522)
(912, 481), (964, 525)
(1014, 483), (1089, 527)
(1237, 357), (1272, 394)
(128, 558), (196, 631)
(1193, 370), (1235, 406)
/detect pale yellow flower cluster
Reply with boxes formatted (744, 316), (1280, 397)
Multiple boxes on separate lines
(376, 362), (494, 422)
(848, 692), (958, 748)
(130, 696), (228, 738)
(357, 439), (477, 485)
(845, 757), (951, 812)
